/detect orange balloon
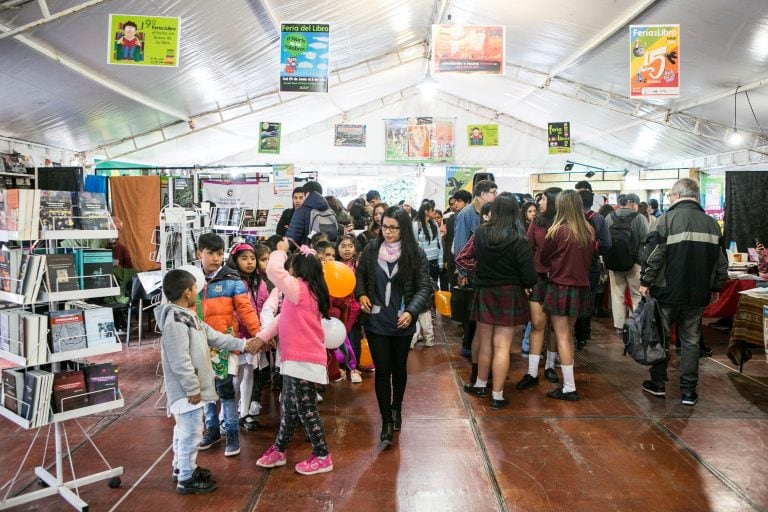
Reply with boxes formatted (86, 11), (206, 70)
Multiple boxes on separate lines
(323, 260), (356, 298)
(434, 291), (452, 316)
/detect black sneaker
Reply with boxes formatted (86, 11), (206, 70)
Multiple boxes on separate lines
(681, 391), (699, 406)
(176, 470), (217, 495)
(699, 346), (713, 358)
(173, 466), (211, 483)
(489, 397), (508, 409)
(515, 374), (539, 390)
(544, 368), (559, 383)
(463, 384), (488, 398)
(199, 429), (221, 450)
(642, 380), (666, 397)
(546, 387), (579, 401)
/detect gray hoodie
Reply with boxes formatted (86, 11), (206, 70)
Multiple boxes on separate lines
(154, 303), (245, 406)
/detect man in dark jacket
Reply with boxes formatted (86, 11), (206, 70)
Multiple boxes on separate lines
(275, 187), (304, 237)
(639, 178), (728, 406)
(574, 182), (612, 349)
(285, 181), (335, 245)
(441, 189), (471, 291)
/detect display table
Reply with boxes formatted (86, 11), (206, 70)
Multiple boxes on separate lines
(704, 278), (757, 318)
(727, 291), (768, 370)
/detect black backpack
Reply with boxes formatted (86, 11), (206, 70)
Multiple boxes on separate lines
(603, 211), (639, 271)
(308, 208), (338, 242)
(622, 295), (668, 365)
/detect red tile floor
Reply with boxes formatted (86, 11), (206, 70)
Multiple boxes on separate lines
(1, 315), (766, 511)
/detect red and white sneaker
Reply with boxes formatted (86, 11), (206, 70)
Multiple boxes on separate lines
(295, 453), (333, 475)
(256, 445), (286, 468)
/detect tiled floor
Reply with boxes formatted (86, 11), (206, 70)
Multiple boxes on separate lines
(0, 315), (766, 511)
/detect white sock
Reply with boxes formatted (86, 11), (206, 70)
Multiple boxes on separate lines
(317, 455), (327, 460)
(528, 355), (540, 378)
(545, 351), (558, 369)
(474, 378), (487, 388)
(491, 390), (504, 400)
(561, 364), (576, 392)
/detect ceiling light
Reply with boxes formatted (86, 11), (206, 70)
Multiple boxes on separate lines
(729, 129), (743, 145)
(418, 71), (439, 100)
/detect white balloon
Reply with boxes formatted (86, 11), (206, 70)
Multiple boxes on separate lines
(178, 264), (206, 292)
(321, 317), (346, 349)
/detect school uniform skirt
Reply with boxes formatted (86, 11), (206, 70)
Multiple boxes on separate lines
(543, 283), (592, 318)
(470, 284), (530, 326)
(528, 274), (549, 304)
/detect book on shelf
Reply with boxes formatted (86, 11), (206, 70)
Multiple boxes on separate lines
(83, 307), (117, 347)
(4, 189), (40, 239)
(16, 310), (47, 365)
(173, 177), (194, 208)
(39, 190), (75, 231)
(229, 207), (243, 227)
(83, 363), (119, 405)
(186, 230), (198, 263)
(45, 253), (79, 293)
(255, 209), (269, 227)
(241, 209), (256, 228)
(80, 250), (113, 290)
(0, 249), (22, 293)
(77, 192), (110, 230)
(21, 369), (53, 426)
(49, 309), (87, 353)
(2, 368), (24, 414)
(20, 254), (45, 303)
(214, 207), (230, 227)
(52, 370), (89, 413)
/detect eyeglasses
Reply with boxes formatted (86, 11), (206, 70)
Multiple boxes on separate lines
(381, 225), (400, 232)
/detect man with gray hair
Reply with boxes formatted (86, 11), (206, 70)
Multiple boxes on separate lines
(639, 178), (728, 406)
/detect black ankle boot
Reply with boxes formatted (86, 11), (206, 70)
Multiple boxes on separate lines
(391, 410), (401, 431)
(380, 422), (394, 447)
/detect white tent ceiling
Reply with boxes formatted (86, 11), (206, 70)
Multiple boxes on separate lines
(2, 0), (768, 171)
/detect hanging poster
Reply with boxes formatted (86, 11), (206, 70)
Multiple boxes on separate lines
(386, 118), (455, 163)
(700, 174), (725, 224)
(432, 25), (505, 74)
(273, 164), (295, 195)
(445, 166), (484, 205)
(280, 23), (330, 93)
(108, 14), (180, 67)
(467, 124), (498, 146)
(334, 125), (367, 147)
(629, 24), (680, 98)
(259, 122), (281, 154)
(547, 122), (571, 154)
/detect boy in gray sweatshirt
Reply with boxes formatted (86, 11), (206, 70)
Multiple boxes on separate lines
(155, 269), (264, 495)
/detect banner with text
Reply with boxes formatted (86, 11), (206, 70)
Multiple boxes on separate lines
(108, 14), (180, 66)
(432, 25), (505, 74)
(445, 166), (484, 206)
(259, 122), (281, 154)
(547, 122), (571, 154)
(467, 124), (498, 146)
(273, 164), (295, 195)
(629, 24), (680, 98)
(280, 23), (330, 93)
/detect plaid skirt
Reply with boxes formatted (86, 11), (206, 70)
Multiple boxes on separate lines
(470, 284), (530, 326)
(543, 283), (592, 318)
(528, 274), (549, 304)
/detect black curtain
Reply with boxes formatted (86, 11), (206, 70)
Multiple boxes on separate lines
(724, 171), (768, 251)
(37, 167), (83, 192)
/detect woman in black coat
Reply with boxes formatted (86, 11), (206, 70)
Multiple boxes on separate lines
(355, 206), (432, 448)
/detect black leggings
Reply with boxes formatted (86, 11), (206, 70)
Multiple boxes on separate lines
(367, 332), (412, 423)
(275, 376), (328, 457)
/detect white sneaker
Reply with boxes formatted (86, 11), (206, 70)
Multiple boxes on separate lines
(424, 339), (434, 347)
(350, 370), (362, 383)
(248, 401), (262, 416)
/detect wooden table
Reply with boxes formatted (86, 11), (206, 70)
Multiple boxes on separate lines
(727, 291), (768, 370)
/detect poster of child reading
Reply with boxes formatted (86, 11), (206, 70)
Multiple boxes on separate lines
(108, 14), (181, 67)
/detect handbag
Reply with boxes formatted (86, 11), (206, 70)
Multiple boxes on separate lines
(450, 286), (474, 323)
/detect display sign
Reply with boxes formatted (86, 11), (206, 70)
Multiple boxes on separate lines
(700, 174), (725, 225)
(259, 122), (281, 154)
(547, 122), (571, 154)
(334, 124), (366, 147)
(385, 117), (455, 163)
(273, 164), (295, 196)
(445, 166), (484, 205)
(432, 25), (505, 74)
(467, 124), (498, 146)
(280, 23), (330, 93)
(108, 14), (180, 66)
(629, 24), (680, 98)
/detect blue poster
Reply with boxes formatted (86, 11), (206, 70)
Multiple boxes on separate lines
(280, 23), (330, 93)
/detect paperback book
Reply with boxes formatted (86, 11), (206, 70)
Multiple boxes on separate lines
(49, 309), (87, 353)
(83, 363), (119, 405)
(77, 192), (110, 230)
(52, 370), (89, 413)
(39, 190), (75, 231)
(83, 307), (117, 346)
(45, 253), (79, 293)
(81, 250), (113, 290)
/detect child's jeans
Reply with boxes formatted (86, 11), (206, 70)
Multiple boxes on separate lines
(173, 407), (204, 482)
(204, 375), (237, 434)
(275, 376), (328, 457)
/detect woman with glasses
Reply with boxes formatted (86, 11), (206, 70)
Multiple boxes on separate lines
(355, 206), (432, 448)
